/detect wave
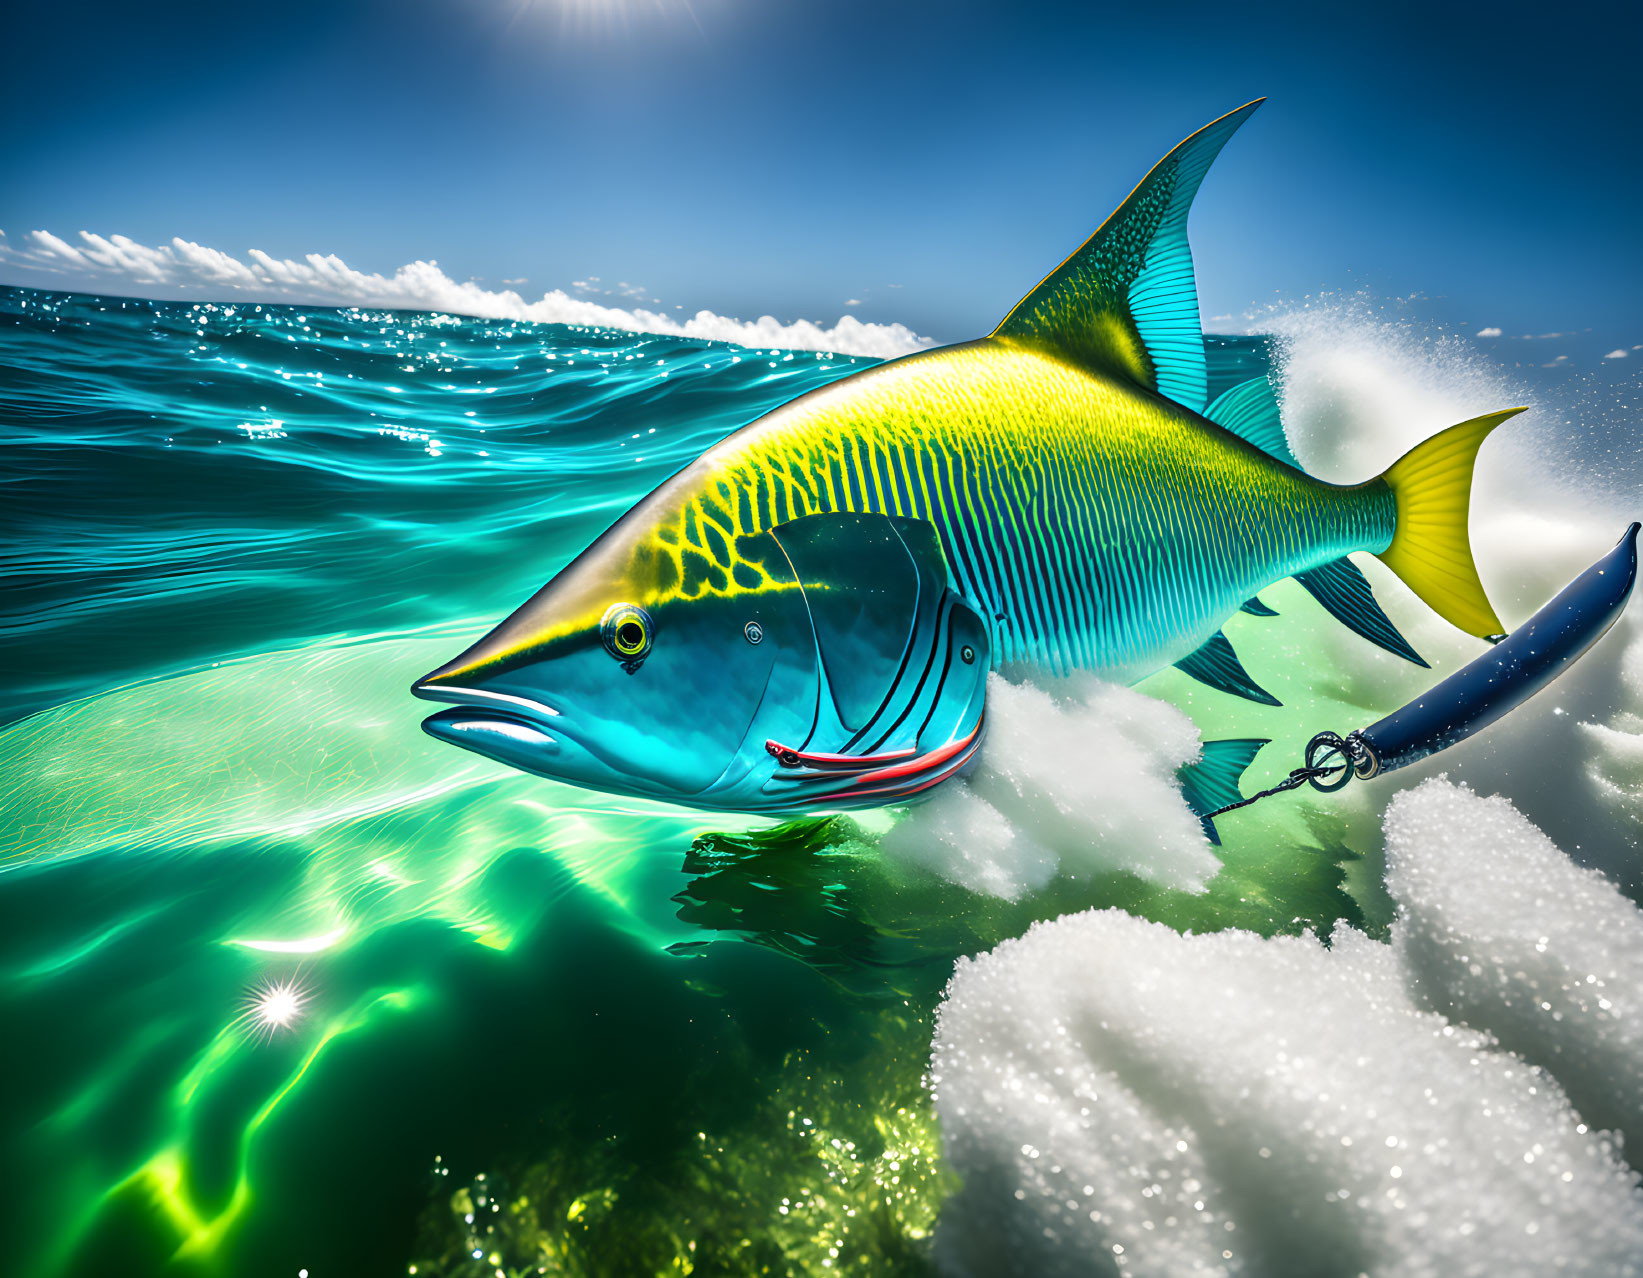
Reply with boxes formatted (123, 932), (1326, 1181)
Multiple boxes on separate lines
(0, 285), (875, 723)
(0, 230), (932, 356)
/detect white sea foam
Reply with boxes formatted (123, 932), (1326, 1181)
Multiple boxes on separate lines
(877, 674), (1217, 899)
(1386, 779), (1643, 1156)
(930, 782), (1643, 1278)
(0, 229), (931, 358)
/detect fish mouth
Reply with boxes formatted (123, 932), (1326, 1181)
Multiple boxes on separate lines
(414, 680), (687, 801)
(420, 704), (561, 757)
(413, 681), (567, 757)
(411, 680), (562, 723)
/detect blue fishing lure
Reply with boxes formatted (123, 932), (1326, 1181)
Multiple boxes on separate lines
(1196, 523), (1640, 839)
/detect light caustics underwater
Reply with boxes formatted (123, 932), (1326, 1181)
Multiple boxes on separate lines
(3, 282), (1643, 1277)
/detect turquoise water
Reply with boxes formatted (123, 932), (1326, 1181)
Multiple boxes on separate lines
(0, 285), (1571, 1277)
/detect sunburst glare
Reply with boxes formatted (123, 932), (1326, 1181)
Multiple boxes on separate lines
(502, 0), (707, 39)
(238, 976), (311, 1042)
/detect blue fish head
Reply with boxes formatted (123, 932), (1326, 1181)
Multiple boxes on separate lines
(413, 517), (817, 805)
(413, 509), (990, 813)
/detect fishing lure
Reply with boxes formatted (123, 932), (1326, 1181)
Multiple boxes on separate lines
(413, 100), (1631, 819)
(1193, 522), (1640, 838)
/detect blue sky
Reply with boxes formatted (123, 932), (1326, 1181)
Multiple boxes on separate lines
(2, 0), (1637, 361)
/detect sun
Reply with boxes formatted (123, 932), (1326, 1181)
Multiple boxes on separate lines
(501, 0), (707, 39)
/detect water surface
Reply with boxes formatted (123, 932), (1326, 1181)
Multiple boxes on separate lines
(2, 285), (1630, 1277)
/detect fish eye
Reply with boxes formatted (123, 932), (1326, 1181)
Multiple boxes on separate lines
(601, 603), (654, 664)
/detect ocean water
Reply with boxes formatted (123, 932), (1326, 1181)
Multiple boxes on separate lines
(2, 284), (1639, 1278)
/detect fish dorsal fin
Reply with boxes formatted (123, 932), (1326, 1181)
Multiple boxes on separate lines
(1204, 374), (1300, 469)
(992, 99), (1263, 412)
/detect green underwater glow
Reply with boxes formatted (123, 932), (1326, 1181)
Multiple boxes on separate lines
(0, 285), (1458, 1276)
(2, 593), (1399, 1276)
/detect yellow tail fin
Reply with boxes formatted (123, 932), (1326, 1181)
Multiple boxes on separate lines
(1374, 408), (1524, 639)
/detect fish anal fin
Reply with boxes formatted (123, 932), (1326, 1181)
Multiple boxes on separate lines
(1174, 630), (1282, 706)
(1179, 737), (1270, 845)
(992, 100), (1263, 412)
(1294, 557), (1428, 667)
(1240, 595), (1279, 617)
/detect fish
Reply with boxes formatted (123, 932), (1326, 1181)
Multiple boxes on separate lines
(413, 99), (1521, 820)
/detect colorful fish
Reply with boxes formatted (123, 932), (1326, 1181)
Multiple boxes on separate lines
(414, 100), (1519, 820)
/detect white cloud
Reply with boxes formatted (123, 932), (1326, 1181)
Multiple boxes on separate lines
(1476, 325), (1502, 337)
(845, 298), (863, 307)
(0, 231), (932, 357)
(1605, 349), (1628, 360)
(26, 229), (90, 267)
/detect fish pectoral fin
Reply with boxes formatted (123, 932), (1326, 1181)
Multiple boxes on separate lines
(759, 589), (990, 811)
(1178, 738), (1271, 846)
(1240, 594), (1278, 617)
(1294, 557), (1428, 667)
(1205, 374), (1302, 470)
(991, 99), (1263, 413)
(769, 511), (942, 733)
(1174, 630), (1282, 706)
(764, 513), (991, 807)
